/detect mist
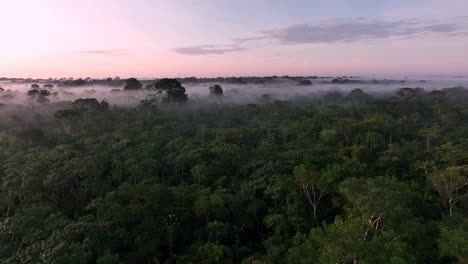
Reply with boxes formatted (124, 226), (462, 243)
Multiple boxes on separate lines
(1, 76), (468, 127)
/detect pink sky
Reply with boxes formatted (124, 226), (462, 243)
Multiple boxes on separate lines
(1, 0), (468, 78)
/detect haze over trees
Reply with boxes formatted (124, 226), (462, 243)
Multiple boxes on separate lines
(0, 77), (466, 263)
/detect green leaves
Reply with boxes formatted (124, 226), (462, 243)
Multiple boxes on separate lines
(0, 89), (467, 263)
(338, 177), (416, 224)
(438, 216), (468, 263)
(429, 165), (468, 216)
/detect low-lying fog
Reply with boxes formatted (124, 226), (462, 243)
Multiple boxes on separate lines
(1, 77), (467, 107)
(1, 76), (467, 126)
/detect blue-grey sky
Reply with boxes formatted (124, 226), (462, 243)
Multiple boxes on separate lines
(1, 0), (468, 78)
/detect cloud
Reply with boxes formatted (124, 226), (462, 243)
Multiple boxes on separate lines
(72, 49), (131, 57)
(262, 18), (466, 44)
(175, 17), (468, 55)
(174, 44), (245, 55)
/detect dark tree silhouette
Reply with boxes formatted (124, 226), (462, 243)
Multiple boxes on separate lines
(124, 78), (143, 90)
(209, 84), (223, 96)
(297, 80), (312, 86)
(153, 78), (188, 103)
(344, 89), (373, 105)
(73, 98), (109, 112)
(27, 89), (52, 104)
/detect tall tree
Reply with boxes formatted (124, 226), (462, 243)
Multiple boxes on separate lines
(209, 85), (223, 96)
(54, 109), (82, 133)
(123, 78), (143, 90)
(429, 165), (468, 216)
(153, 78), (188, 103)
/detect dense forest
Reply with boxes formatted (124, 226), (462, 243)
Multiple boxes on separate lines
(0, 79), (467, 263)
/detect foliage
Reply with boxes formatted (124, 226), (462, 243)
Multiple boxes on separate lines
(0, 88), (467, 263)
(123, 78), (143, 90)
(209, 85), (224, 96)
(153, 78), (188, 103)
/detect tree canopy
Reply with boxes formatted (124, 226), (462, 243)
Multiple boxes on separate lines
(153, 78), (188, 103)
(123, 77), (143, 90)
(209, 84), (224, 96)
(0, 86), (466, 263)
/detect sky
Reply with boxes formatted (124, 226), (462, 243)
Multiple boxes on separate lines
(1, 0), (468, 78)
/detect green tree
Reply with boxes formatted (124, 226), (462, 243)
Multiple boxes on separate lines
(438, 216), (468, 263)
(293, 165), (331, 226)
(54, 109), (82, 133)
(429, 165), (468, 216)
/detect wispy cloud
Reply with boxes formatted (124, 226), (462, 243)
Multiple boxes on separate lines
(174, 44), (245, 55)
(176, 17), (468, 55)
(72, 49), (131, 57)
(263, 18), (464, 44)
